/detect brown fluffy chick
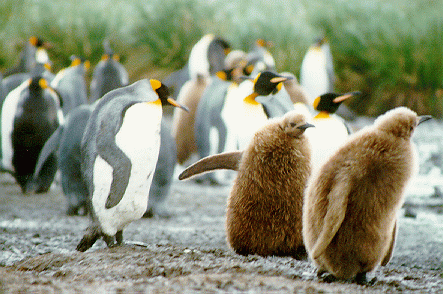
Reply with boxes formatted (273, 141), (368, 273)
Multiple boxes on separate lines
(180, 110), (313, 259)
(303, 106), (432, 284)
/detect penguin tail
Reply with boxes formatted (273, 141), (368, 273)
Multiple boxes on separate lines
(76, 224), (102, 252)
(179, 151), (243, 180)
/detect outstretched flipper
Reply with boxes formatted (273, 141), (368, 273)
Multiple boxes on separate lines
(179, 151), (243, 180)
(311, 179), (350, 259)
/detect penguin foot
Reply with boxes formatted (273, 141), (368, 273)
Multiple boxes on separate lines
(291, 246), (308, 260)
(317, 270), (338, 283)
(354, 272), (377, 286)
(116, 230), (123, 245)
(76, 225), (101, 252)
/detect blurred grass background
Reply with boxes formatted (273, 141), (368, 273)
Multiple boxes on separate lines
(0, 0), (442, 117)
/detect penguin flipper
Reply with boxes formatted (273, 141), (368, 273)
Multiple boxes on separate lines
(311, 178), (350, 259)
(381, 220), (397, 266)
(179, 151), (243, 180)
(33, 125), (63, 180)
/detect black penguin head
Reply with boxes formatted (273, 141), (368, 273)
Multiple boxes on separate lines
(280, 111), (315, 138)
(150, 79), (188, 112)
(29, 36), (45, 47)
(216, 69), (234, 81)
(243, 71), (293, 105)
(313, 91), (361, 114)
(253, 71), (293, 96)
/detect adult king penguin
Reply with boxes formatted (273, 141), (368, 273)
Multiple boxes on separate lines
(235, 71), (294, 149)
(89, 41), (129, 102)
(299, 37), (334, 105)
(76, 79), (187, 252)
(1, 76), (63, 193)
(303, 107), (431, 284)
(305, 91), (361, 172)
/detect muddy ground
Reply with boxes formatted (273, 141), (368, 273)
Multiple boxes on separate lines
(0, 169), (442, 293)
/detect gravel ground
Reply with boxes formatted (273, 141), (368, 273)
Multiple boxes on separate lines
(0, 168), (442, 293)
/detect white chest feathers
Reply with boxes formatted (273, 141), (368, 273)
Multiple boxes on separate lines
(92, 103), (162, 236)
(305, 115), (349, 173)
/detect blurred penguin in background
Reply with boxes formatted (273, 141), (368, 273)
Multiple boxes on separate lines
(193, 50), (248, 184)
(300, 37), (334, 105)
(1, 76), (63, 193)
(163, 34), (231, 97)
(33, 104), (93, 215)
(3, 36), (51, 77)
(246, 39), (276, 76)
(89, 40), (129, 102)
(300, 36), (356, 121)
(171, 35), (231, 166)
(51, 56), (89, 115)
(2, 62), (54, 102)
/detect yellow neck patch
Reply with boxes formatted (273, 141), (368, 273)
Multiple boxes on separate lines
(314, 111), (330, 119)
(71, 58), (81, 67)
(244, 93), (260, 105)
(147, 99), (162, 107)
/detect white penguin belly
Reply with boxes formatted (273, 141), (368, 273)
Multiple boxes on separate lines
(306, 117), (349, 173)
(92, 103), (162, 236)
(300, 50), (329, 104)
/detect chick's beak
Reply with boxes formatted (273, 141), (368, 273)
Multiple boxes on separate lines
(418, 115), (432, 125)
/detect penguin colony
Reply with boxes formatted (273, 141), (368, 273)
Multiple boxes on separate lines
(0, 35), (432, 284)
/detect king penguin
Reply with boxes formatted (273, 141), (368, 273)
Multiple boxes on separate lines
(236, 71), (294, 149)
(304, 91), (361, 172)
(163, 34), (231, 97)
(3, 36), (51, 77)
(51, 56), (89, 115)
(89, 40), (129, 102)
(303, 107), (431, 284)
(179, 110), (314, 258)
(76, 79), (188, 252)
(1, 76), (63, 193)
(33, 104), (93, 215)
(299, 37), (334, 105)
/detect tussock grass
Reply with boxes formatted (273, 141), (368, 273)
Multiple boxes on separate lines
(0, 0), (442, 117)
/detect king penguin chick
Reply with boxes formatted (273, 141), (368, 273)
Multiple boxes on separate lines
(303, 107), (432, 284)
(305, 91), (361, 172)
(76, 79), (188, 252)
(172, 74), (209, 165)
(179, 110), (314, 258)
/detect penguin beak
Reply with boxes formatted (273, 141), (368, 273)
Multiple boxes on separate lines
(270, 76), (292, 84)
(167, 97), (189, 112)
(417, 115), (432, 125)
(333, 91), (362, 103)
(297, 122), (315, 130)
(239, 75), (253, 81)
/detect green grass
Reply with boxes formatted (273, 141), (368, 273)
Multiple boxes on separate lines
(1, 0), (442, 117)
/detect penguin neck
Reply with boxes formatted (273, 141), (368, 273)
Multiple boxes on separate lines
(314, 111), (331, 119)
